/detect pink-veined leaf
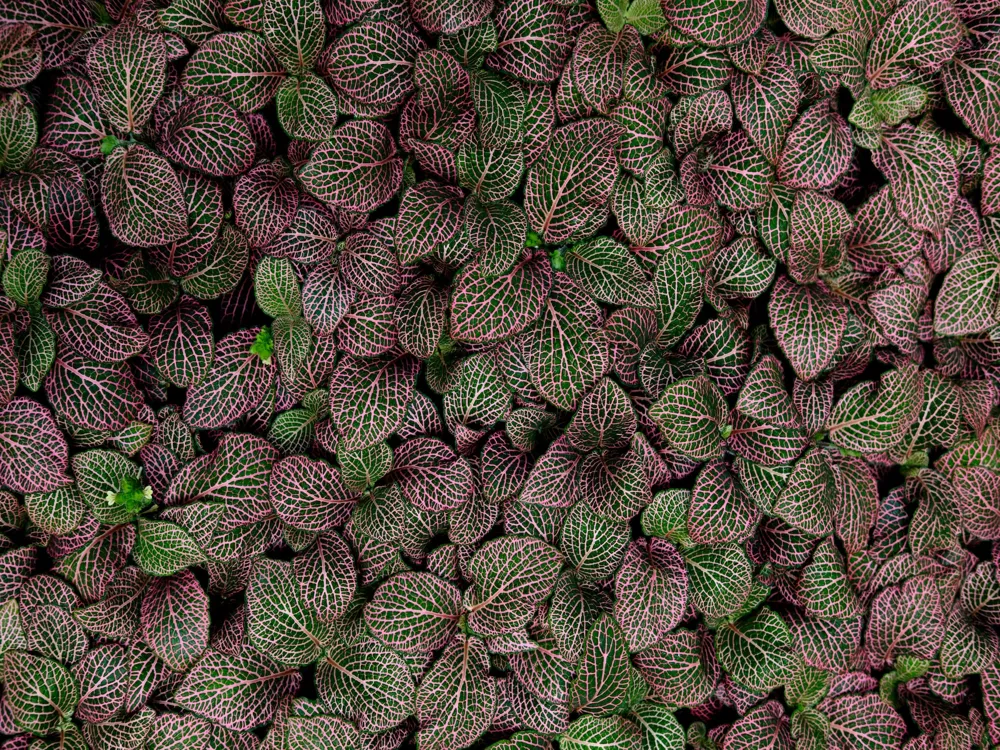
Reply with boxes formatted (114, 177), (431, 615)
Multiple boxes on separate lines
(141, 569), (209, 671)
(159, 96), (256, 178)
(182, 32), (286, 112)
(872, 124), (959, 236)
(329, 352), (419, 451)
(769, 276), (847, 381)
(324, 22), (425, 108)
(366, 571), (462, 653)
(182, 328), (275, 429)
(101, 145), (188, 248)
(487, 0), (571, 83)
(524, 118), (620, 245)
(270, 454), (356, 531)
(525, 273), (606, 411)
(175, 649), (301, 731)
(467, 535), (563, 636)
(297, 120), (402, 213)
(86, 24), (166, 133)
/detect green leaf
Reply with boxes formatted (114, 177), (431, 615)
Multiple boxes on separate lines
(0, 91), (36, 171)
(275, 72), (339, 141)
(317, 637), (415, 732)
(467, 535), (563, 636)
(254, 256), (302, 318)
(4, 650), (79, 736)
(649, 376), (728, 461)
(525, 273), (606, 410)
(134, 519), (205, 577)
(873, 125), (959, 236)
(715, 608), (800, 692)
(561, 716), (641, 750)
(565, 236), (654, 307)
(366, 572), (462, 654)
(827, 363), (923, 454)
(652, 250), (702, 348)
(102, 145), (189, 248)
(524, 118), (619, 244)
(175, 649), (300, 731)
(263, 0), (324, 74)
(683, 543), (752, 619)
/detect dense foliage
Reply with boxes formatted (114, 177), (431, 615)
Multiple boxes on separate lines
(0, 0), (998, 748)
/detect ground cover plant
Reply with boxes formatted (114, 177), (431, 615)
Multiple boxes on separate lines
(0, 0), (998, 748)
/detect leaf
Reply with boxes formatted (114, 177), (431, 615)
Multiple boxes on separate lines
(824, 694), (906, 750)
(329, 353), (418, 451)
(570, 613), (630, 715)
(561, 716), (641, 750)
(160, 95), (256, 178)
(324, 22), (425, 107)
(866, 0), (963, 90)
(787, 191), (851, 285)
(46, 351), (143, 431)
(707, 129), (773, 209)
(524, 118), (619, 244)
(933, 244), (1000, 336)
(25, 483), (83, 535)
(247, 558), (327, 667)
(652, 249), (702, 348)
(0, 92), (36, 172)
(141, 570), (209, 671)
(297, 120), (402, 212)
(769, 276), (847, 381)
(39, 75), (107, 159)
(954, 466), (1000, 540)
(234, 160), (298, 247)
(666, 0), (766, 47)
(175, 650), (300, 731)
(292, 531), (355, 622)
(649, 376), (728, 461)
(866, 575), (945, 664)
(101, 145), (188, 247)
(943, 38), (1000, 145)
(182, 31), (286, 112)
(275, 72), (339, 141)
(366, 571), (461, 653)
(148, 296), (214, 388)
(872, 124), (959, 236)
(416, 635), (497, 750)
(263, 0), (323, 74)
(396, 180), (465, 265)
(270, 455), (356, 531)
(799, 537), (861, 619)
(451, 252), (551, 343)
(777, 100), (852, 190)
(0, 24), (40, 88)
(86, 24), (165, 132)
(0, 397), (70, 493)
(4, 650), (79, 736)
(614, 541), (687, 651)
(525, 273), (606, 410)
(183, 328), (274, 429)
(683, 543), (752, 619)
(565, 236), (654, 307)
(134, 519), (205, 577)
(827, 364), (923, 454)
(715, 608), (800, 692)
(46, 284), (149, 363)
(255, 256), (302, 318)
(562, 501), (630, 581)
(317, 638), (414, 732)
(487, 0), (572, 83)
(467, 535), (563, 636)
